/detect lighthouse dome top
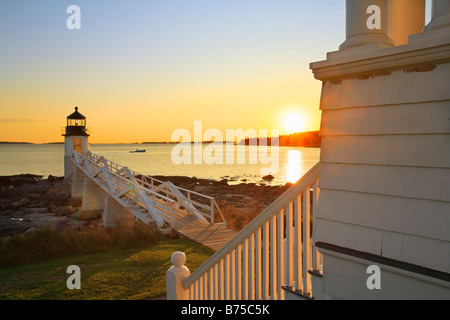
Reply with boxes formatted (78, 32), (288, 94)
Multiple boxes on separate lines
(63, 106), (89, 137)
(67, 106), (86, 120)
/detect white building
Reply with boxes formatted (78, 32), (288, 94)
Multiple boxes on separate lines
(167, 0), (450, 300)
(310, 0), (450, 299)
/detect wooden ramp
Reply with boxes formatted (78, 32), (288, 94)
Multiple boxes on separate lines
(170, 208), (237, 251)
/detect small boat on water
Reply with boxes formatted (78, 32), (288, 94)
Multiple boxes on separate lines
(129, 148), (146, 153)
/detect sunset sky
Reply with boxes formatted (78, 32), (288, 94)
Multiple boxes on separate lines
(0, 1), (347, 143)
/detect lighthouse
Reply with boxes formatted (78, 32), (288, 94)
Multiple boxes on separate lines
(63, 107), (90, 179)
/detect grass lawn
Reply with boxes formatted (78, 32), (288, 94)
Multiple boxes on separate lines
(0, 238), (214, 300)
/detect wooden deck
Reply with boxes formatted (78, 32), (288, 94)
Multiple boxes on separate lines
(169, 208), (237, 251)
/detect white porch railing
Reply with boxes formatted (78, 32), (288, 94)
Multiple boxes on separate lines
(168, 162), (322, 300)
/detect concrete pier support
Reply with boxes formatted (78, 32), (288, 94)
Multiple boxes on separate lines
(64, 156), (74, 180)
(81, 178), (106, 220)
(340, 0), (394, 50)
(388, 0), (425, 46)
(71, 167), (85, 204)
(103, 196), (124, 228)
(424, 0), (450, 31)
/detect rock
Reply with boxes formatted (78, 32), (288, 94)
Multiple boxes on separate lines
(54, 206), (73, 216)
(0, 174), (42, 187)
(193, 185), (214, 194)
(25, 208), (49, 214)
(24, 227), (37, 234)
(212, 180), (228, 187)
(185, 182), (198, 189)
(262, 175), (275, 182)
(10, 198), (29, 209)
(26, 193), (42, 200)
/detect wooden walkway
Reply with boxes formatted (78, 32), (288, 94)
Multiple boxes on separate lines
(168, 208), (237, 251)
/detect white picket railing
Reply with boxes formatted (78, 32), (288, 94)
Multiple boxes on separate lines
(174, 162), (322, 300)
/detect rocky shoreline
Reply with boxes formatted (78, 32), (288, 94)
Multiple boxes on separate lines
(0, 175), (84, 238)
(0, 174), (292, 238)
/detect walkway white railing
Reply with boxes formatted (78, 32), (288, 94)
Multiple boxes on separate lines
(173, 162), (322, 300)
(87, 152), (226, 225)
(72, 151), (177, 229)
(72, 151), (226, 229)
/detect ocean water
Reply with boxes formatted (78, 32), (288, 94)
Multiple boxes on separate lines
(0, 143), (320, 185)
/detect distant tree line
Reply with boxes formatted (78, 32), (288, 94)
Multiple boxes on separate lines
(239, 131), (321, 148)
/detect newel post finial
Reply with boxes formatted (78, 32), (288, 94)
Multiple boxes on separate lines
(166, 252), (190, 300)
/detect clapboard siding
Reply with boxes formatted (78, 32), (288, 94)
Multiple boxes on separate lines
(320, 62), (450, 110)
(314, 217), (450, 273)
(320, 101), (450, 136)
(320, 134), (450, 168)
(319, 163), (450, 202)
(316, 189), (450, 242)
(315, 56), (450, 274)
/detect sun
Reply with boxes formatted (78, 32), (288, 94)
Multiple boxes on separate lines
(284, 113), (306, 134)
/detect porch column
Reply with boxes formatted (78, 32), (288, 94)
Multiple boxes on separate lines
(340, 0), (394, 50)
(423, 0), (450, 31)
(388, 0), (426, 46)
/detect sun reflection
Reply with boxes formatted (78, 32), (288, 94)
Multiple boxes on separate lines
(286, 150), (303, 183)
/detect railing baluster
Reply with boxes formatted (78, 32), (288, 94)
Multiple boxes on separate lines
(236, 244), (242, 300)
(209, 268), (213, 300)
(218, 259), (223, 300)
(199, 276), (203, 300)
(230, 250), (236, 300)
(214, 264), (219, 300)
(255, 228), (262, 300)
(204, 274), (208, 300)
(224, 254), (229, 300)
(302, 189), (311, 295)
(243, 238), (249, 300)
(312, 180), (320, 272)
(295, 195), (302, 292)
(270, 216), (277, 300)
(277, 209), (285, 300)
(286, 202), (293, 287)
(249, 233), (255, 300)
(263, 222), (269, 300)
(194, 280), (198, 300)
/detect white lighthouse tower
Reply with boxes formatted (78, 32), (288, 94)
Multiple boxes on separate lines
(63, 107), (90, 179)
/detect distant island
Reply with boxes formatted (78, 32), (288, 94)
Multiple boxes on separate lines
(0, 141), (64, 145)
(240, 131), (321, 148)
(142, 141), (237, 145)
(1, 131), (321, 147)
(0, 141), (34, 144)
(142, 132), (321, 147)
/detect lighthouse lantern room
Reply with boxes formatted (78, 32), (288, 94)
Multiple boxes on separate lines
(63, 107), (90, 179)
